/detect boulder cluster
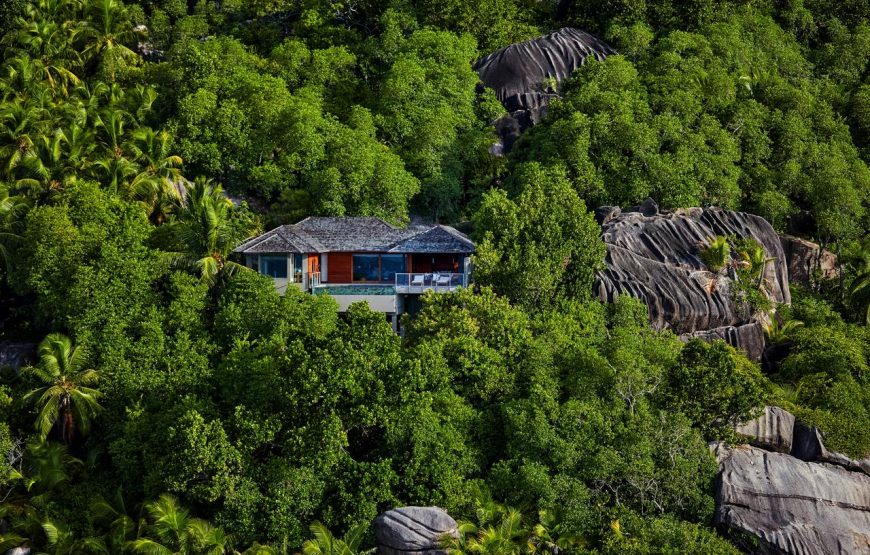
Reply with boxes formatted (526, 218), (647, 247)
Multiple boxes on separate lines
(593, 201), (836, 363)
(717, 406), (870, 554)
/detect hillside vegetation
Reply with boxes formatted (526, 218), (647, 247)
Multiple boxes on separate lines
(0, 0), (867, 553)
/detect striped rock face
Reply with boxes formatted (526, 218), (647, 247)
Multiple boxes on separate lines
(374, 506), (458, 555)
(473, 28), (615, 150)
(593, 204), (790, 336)
(714, 442), (870, 555)
(474, 28), (615, 118)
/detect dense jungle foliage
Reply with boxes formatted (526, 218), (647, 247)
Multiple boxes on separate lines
(0, 0), (868, 553)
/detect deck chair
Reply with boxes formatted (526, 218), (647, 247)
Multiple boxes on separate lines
(411, 274), (425, 287)
(436, 273), (451, 286)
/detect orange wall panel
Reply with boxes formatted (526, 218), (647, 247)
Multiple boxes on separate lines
(328, 253), (353, 283)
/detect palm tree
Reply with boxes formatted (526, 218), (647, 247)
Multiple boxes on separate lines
(22, 333), (101, 444)
(127, 128), (183, 223)
(75, 0), (142, 77)
(845, 236), (870, 324)
(698, 235), (731, 274)
(80, 490), (136, 554)
(168, 177), (255, 285)
(0, 100), (48, 181)
(301, 522), (367, 555)
(0, 184), (30, 283)
(0, 442), (82, 553)
(128, 494), (230, 555)
(4, 16), (81, 94)
(763, 318), (804, 344)
(737, 240), (775, 285)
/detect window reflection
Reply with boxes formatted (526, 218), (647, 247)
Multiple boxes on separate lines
(380, 255), (407, 282)
(260, 255), (287, 278)
(352, 255), (379, 282)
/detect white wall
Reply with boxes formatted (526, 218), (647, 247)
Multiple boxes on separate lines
(329, 294), (396, 313)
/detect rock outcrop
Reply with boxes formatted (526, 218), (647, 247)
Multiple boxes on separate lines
(779, 234), (838, 285)
(733, 406), (796, 454)
(0, 342), (35, 372)
(374, 507), (458, 555)
(792, 422), (870, 476)
(593, 205), (789, 357)
(679, 322), (766, 362)
(473, 28), (614, 150)
(714, 442), (870, 554)
(717, 406), (870, 554)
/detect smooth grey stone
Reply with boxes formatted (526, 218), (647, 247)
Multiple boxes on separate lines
(714, 442), (870, 554)
(680, 322), (766, 362)
(594, 206), (790, 335)
(733, 406), (795, 453)
(375, 507), (458, 555)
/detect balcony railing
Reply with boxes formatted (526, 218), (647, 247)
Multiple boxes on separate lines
(272, 272), (320, 295)
(395, 272), (467, 293)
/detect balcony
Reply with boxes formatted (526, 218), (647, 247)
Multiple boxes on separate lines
(272, 272), (321, 295)
(394, 272), (468, 294)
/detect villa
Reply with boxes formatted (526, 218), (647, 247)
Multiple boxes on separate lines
(234, 217), (475, 330)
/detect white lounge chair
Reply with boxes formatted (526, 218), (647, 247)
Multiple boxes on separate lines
(411, 274), (425, 287)
(436, 273), (451, 286)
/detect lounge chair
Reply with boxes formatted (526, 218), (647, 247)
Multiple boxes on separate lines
(411, 274), (425, 287)
(436, 273), (451, 286)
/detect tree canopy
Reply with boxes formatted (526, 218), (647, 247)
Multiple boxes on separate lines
(0, 0), (867, 553)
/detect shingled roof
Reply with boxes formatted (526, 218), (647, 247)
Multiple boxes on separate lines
(234, 217), (475, 255)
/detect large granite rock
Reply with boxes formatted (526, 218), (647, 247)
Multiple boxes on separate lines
(594, 206), (790, 335)
(714, 442), (870, 555)
(474, 28), (614, 150)
(779, 234), (838, 285)
(733, 406), (795, 453)
(0, 342), (35, 372)
(374, 507), (458, 555)
(680, 322), (766, 362)
(792, 422), (870, 476)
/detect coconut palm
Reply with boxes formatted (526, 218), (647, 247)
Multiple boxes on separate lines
(0, 100), (48, 180)
(127, 128), (183, 222)
(79, 490), (137, 554)
(168, 177), (254, 285)
(128, 494), (230, 555)
(301, 521), (367, 555)
(75, 0), (141, 70)
(451, 510), (526, 555)
(22, 333), (101, 444)
(4, 17), (81, 93)
(0, 442), (82, 553)
(0, 184), (30, 281)
(763, 318), (804, 345)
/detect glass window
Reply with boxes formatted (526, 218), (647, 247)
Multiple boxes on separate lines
(352, 255), (379, 282)
(260, 255), (288, 278)
(293, 254), (304, 282)
(380, 255), (407, 282)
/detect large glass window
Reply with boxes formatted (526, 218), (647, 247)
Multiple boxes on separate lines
(293, 254), (304, 282)
(352, 255), (379, 282)
(380, 255), (407, 282)
(260, 255), (288, 278)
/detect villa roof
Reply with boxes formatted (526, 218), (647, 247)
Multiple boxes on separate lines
(234, 217), (475, 255)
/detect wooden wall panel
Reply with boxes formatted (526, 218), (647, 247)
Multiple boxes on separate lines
(411, 254), (432, 273)
(328, 253), (352, 283)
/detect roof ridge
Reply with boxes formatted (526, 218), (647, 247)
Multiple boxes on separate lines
(233, 224), (289, 252)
